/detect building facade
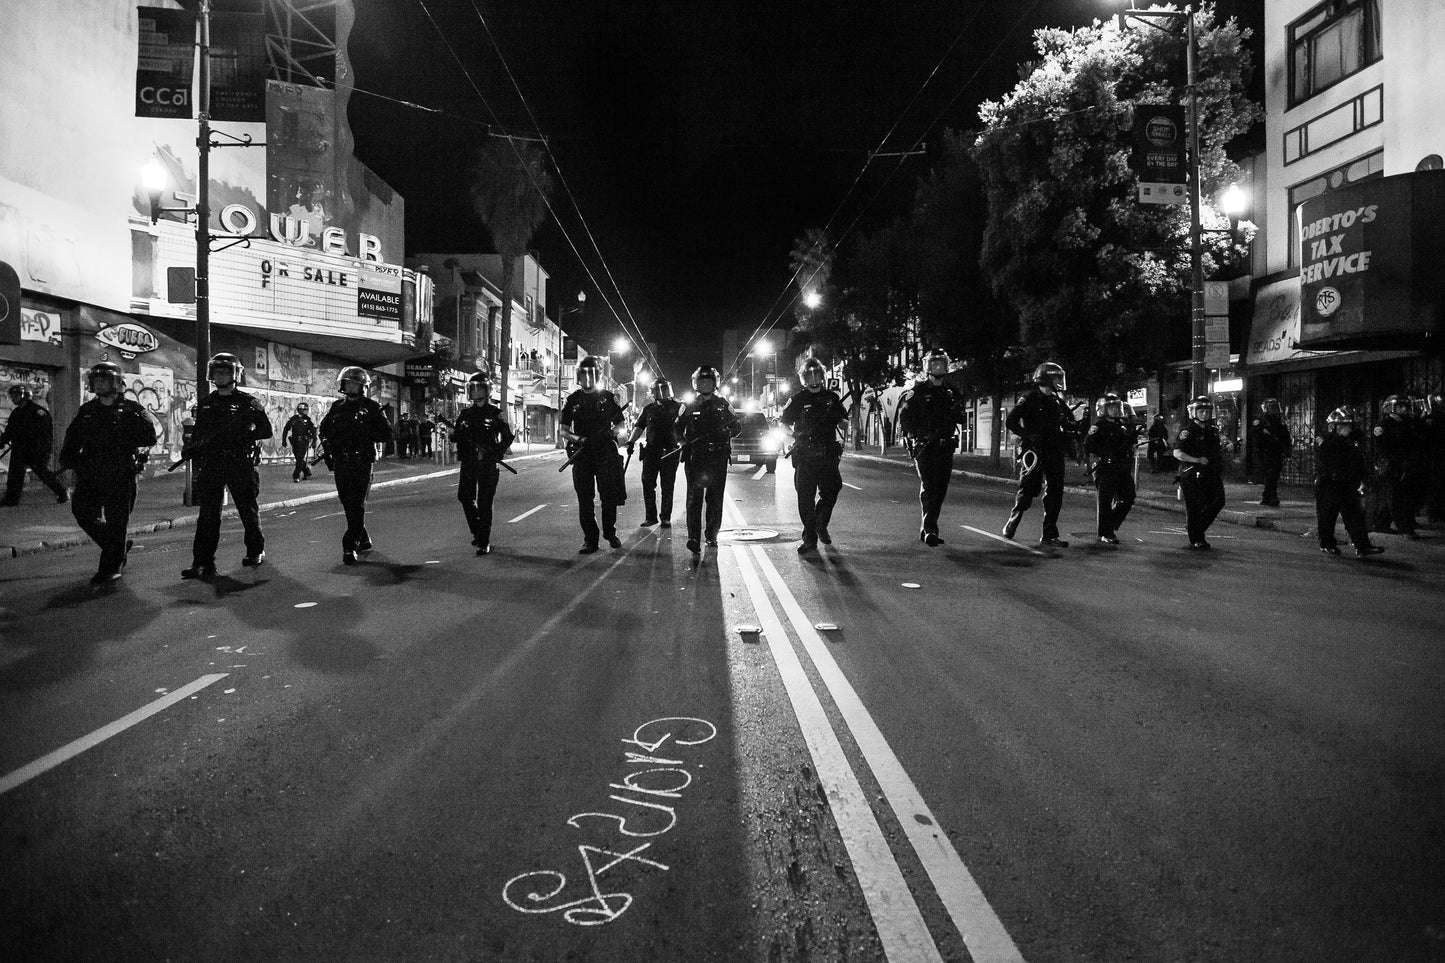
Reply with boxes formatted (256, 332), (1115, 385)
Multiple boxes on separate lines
(1244, 0), (1444, 484)
(0, 0), (432, 477)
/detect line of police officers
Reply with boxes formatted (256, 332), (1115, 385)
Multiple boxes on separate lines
(17, 351), (1444, 585)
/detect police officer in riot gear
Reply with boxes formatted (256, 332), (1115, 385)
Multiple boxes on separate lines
(1372, 393), (1422, 539)
(1426, 392), (1445, 524)
(1, 382), (69, 505)
(1250, 397), (1292, 507)
(1084, 392), (1139, 545)
(318, 366), (394, 565)
(781, 358), (848, 553)
(450, 373), (514, 555)
(182, 353), (272, 579)
(560, 355), (628, 553)
(1174, 395), (1226, 550)
(57, 362), (158, 584)
(1002, 361), (1076, 547)
(677, 364), (741, 554)
(1315, 406), (1384, 558)
(282, 402), (318, 482)
(625, 376), (684, 527)
(896, 349), (964, 546)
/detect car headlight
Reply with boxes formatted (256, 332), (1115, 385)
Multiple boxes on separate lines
(764, 428), (786, 452)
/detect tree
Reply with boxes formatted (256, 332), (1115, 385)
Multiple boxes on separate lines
(972, 3), (1260, 394)
(469, 138), (555, 415)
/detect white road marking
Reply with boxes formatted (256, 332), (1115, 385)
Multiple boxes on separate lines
(729, 545), (944, 963)
(751, 547), (1026, 963)
(0, 674), (230, 796)
(842, 481), (863, 491)
(508, 504), (548, 523)
(962, 525), (1048, 557)
(753, 464), (768, 480)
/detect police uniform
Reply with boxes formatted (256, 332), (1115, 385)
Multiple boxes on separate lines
(318, 394), (394, 560)
(633, 399), (684, 525)
(1250, 413), (1292, 506)
(1003, 388), (1076, 541)
(677, 393), (741, 549)
(780, 387), (848, 547)
(282, 411), (318, 481)
(560, 388), (627, 550)
(1, 396), (69, 504)
(1146, 416), (1170, 472)
(896, 379), (964, 542)
(1315, 430), (1374, 554)
(1084, 417), (1138, 540)
(189, 388), (272, 568)
(450, 402), (515, 550)
(57, 397), (157, 578)
(1373, 414), (1421, 536)
(1175, 417), (1225, 545)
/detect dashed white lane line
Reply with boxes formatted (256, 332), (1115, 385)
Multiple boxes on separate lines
(842, 481), (864, 491)
(729, 545), (944, 963)
(0, 674), (230, 796)
(962, 525), (1048, 557)
(507, 504), (548, 523)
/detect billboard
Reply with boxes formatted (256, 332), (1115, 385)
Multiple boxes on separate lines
(1297, 171), (1445, 349)
(136, 7), (196, 120)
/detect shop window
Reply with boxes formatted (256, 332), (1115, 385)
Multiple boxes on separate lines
(1288, 0), (1382, 108)
(1287, 148), (1383, 268)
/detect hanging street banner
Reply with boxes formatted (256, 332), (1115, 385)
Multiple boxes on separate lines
(136, 7), (196, 119)
(209, 12), (267, 123)
(1297, 170), (1445, 349)
(1131, 104), (1188, 205)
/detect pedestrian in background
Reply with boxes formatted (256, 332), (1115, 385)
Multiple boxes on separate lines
(1372, 393), (1421, 539)
(182, 353), (272, 579)
(1002, 361), (1076, 548)
(1314, 406), (1383, 559)
(281, 402), (317, 482)
(782, 358), (848, 553)
(1250, 397), (1292, 507)
(319, 367), (395, 565)
(419, 413), (436, 457)
(56, 363), (157, 584)
(1425, 392), (1445, 524)
(677, 364), (740, 555)
(896, 349), (964, 547)
(1174, 395), (1226, 550)
(1, 383), (69, 506)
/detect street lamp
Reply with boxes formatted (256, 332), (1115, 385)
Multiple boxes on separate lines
(750, 338), (774, 402)
(802, 290), (822, 310)
(556, 291), (586, 438)
(1116, 2), (1207, 398)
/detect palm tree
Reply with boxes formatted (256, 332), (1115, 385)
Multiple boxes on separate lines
(469, 138), (555, 414)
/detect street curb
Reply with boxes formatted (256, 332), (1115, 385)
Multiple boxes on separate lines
(0, 450), (560, 562)
(845, 451), (1309, 537)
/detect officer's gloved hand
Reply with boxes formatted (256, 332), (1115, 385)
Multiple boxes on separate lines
(627, 444), (635, 456)
(180, 445), (195, 461)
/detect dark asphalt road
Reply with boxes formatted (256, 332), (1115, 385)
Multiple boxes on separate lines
(2, 452), (1442, 962)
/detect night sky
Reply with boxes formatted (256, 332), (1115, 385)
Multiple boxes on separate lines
(347, 0), (1264, 379)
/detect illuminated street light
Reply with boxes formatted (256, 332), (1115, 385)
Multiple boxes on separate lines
(802, 290), (822, 310)
(611, 337), (631, 355)
(1220, 184), (1247, 216)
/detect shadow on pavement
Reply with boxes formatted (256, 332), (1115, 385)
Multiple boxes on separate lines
(0, 582), (162, 691)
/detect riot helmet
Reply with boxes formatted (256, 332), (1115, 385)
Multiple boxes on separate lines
(1326, 406), (1357, 436)
(800, 358), (826, 391)
(7, 383), (32, 403)
(1096, 392), (1124, 420)
(1187, 395), (1215, 423)
(924, 350), (950, 379)
(1381, 394), (1407, 418)
(1405, 390), (1429, 419)
(466, 372), (493, 402)
(207, 352), (243, 387)
(296, 402), (309, 415)
(337, 365), (371, 397)
(576, 356), (602, 391)
(1261, 398), (1282, 416)
(1032, 361), (1067, 393)
(87, 361), (124, 397)
(692, 365), (719, 395)
(652, 377), (673, 402)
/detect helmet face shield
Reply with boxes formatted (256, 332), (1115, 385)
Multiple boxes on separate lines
(577, 361), (599, 390)
(801, 360), (825, 390)
(207, 353), (242, 387)
(1262, 398), (1282, 416)
(691, 366), (719, 394)
(652, 379), (673, 402)
(467, 378), (492, 402)
(925, 351), (950, 378)
(8, 384), (30, 403)
(1033, 362), (1066, 393)
(1188, 398), (1215, 422)
(87, 363), (124, 397)
(1097, 394), (1123, 420)
(337, 365), (370, 396)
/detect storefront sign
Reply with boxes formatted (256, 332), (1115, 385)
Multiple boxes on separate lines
(1298, 170), (1445, 349)
(95, 322), (160, 358)
(136, 8), (196, 119)
(20, 308), (62, 345)
(358, 265), (403, 322)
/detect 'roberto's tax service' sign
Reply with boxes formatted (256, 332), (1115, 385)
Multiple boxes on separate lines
(1297, 170), (1445, 349)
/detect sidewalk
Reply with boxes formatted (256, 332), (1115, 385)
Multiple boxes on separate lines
(847, 446), (1444, 546)
(0, 443), (559, 561)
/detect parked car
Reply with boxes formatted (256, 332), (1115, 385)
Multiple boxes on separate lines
(730, 412), (785, 472)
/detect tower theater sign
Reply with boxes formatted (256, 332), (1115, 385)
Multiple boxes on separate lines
(217, 203), (384, 262)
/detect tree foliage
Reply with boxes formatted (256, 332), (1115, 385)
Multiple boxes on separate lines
(972, 3), (1261, 392)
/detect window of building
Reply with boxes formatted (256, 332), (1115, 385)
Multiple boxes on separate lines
(1287, 148), (1383, 267)
(1289, 0), (1382, 107)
